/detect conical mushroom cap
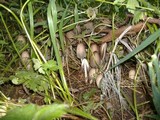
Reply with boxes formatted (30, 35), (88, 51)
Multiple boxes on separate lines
(76, 43), (86, 59)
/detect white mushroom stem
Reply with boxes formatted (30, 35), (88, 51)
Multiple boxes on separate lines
(100, 43), (107, 63)
(81, 58), (89, 83)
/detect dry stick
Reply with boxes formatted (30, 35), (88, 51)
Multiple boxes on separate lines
(99, 18), (160, 44)
(100, 23), (145, 44)
(105, 26), (132, 72)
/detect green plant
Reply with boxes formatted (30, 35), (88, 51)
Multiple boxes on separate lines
(0, 0), (99, 119)
(148, 54), (160, 115)
(0, 93), (97, 120)
(110, 29), (160, 70)
(1, 0), (160, 119)
(96, 0), (160, 23)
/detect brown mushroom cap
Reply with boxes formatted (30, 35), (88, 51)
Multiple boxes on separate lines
(89, 68), (98, 80)
(17, 35), (26, 44)
(90, 51), (100, 68)
(76, 43), (86, 59)
(96, 74), (103, 88)
(90, 43), (99, 53)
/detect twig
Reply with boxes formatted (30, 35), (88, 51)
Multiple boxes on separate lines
(99, 17), (160, 44)
(105, 26), (132, 72)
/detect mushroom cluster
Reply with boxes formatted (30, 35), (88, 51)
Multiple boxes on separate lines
(76, 42), (107, 87)
(65, 23), (108, 88)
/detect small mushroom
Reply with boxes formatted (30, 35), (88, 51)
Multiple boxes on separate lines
(96, 74), (103, 88)
(129, 69), (136, 80)
(17, 35), (26, 44)
(82, 58), (90, 83)
(90, 43), (99, 53)
(100, 43), (107, 58)
(90, 51), (100, 68)
(21, 51), (32, 70)
(88, 68), (98, 84)
(66, 30), (75, 39)
(76, 43), (86, 59)
(21, 51), (30, 63)
(100, 43), (107, 64)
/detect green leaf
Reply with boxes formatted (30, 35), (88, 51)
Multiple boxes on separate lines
(0, 104), (68, 120)
(42, 60), (59, 72)
(10, 71), (49, 92)
(126, 0), (139, 14)
(0, 104), (38, 120)
(32, 58), (42, 71)
(153, 86), (160, 115)
(145, 114), (160, 119)
(152, 55), (160, 88)
(132, 11), (146, 23)
(114, 0), (125, 4)
(38, 67), (45, 74)
(148, 54), (160, 115)
(32, 104), (68, 120)
(11, 78), (19, 85)
(0, 40), (8, 45)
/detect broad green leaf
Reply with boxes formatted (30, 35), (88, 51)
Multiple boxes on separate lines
(38, 67), (45, 74)
(11, 78), (19, 85)
(42, 60), (59, 72)
(0, 104), (38, 120)
(132, 11), (146, 23)
(126, 0), (139, 14)
(0, 104), (68, 120)
(10, 71), (49, 92)
(32, 58), (42, 71)
(32, 104), (68, 120)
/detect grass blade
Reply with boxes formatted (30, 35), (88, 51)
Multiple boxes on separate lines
(47, 0), (73, 103)
(148, 54), (160, 115)
(28, 1), (34, 39)
(110, 29), (160, 70)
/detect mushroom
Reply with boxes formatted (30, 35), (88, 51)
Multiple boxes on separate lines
(129, 69), (136, 80)
(17, 35), (26, 44)
(76, 42), (89, 83)
(100, 43), (107, 58)
(76, 43), (86, 59)
(90, 43), (99, 53)
(90, 51), (101, 68)
(21, 51), (30, 63)
(82, 59), (89, 83)
(88, 68), (98, 84)
(21, 51), (32, 70)
(66, 30), (75, 39)
(96, 73), (103, 88)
